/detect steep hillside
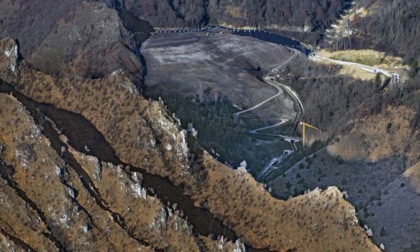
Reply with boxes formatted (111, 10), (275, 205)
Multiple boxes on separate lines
(124, 0), (351, 32)
(329, 0), (420, 67)
(405, 162), (420, 194)
(4, 0), (419, 251)
(0, 20), (379, 252)
(0, 1), (142, 88)
(328, 106), (420, 165)
(0, 92), (243, 251)
(142, 31), (296, 171)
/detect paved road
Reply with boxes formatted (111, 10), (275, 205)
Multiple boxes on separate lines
(231, 49), (305, 180)
(249, 118), (301, 142)
(264, 75), (305, 118)
(154, 26), (308, 180)
(249, 118), (289, 134)
(233, 51), (298, 119)
(311, 55), (400, 80)
(256, 153), (291, 181)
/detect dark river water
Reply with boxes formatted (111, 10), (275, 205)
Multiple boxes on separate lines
(49, 5), (308, 250)
(118, 9), (153, 44)
(0, 81), (246, 247)
(232, 28), (312, 55)
(113, 8), (312, 250)
(153, 25), (312, 55)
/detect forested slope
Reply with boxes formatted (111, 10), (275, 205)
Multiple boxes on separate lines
(124, 0), (351, 31)
(335, 0), (420, 64)
(328, 0), (420, 129)
(0, 0), (381, 251)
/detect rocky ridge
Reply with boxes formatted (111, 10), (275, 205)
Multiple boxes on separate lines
(0, 1), (381, 251)
(0, 27), (379, 251)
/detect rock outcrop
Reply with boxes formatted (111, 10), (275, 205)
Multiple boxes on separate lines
(0, 32), (379, 250)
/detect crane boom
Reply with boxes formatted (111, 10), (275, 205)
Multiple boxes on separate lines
(300, 122), (320, 148)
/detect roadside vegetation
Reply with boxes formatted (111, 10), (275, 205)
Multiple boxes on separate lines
(320, 49), (405, 67)
(145, 86), (290, 173)
(281, 55), (384, 131)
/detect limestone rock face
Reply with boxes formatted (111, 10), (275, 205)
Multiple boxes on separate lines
(0, 3), (380, 252)
(0, 38), (18, 76)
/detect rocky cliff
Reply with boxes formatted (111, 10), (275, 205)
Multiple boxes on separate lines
(0, 1), (379, 250)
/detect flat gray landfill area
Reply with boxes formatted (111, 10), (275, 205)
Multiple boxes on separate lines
(142, 32), (296, 119)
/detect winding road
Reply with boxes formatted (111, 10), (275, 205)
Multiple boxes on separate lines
(154, 25), (399, 181)
(253, 52), (399, 181)
(231, 49), (305, 181)
(310, 54), (400, 81)
(152, 25), (310, 181)
(233, 48), (304, 140)
(233, 51), (298, 119)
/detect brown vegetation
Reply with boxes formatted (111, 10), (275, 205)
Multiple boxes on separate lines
(0, 36), (379, 251)
(0, 93), (250, 251)
(328, 106), (420, 166)
(404, 162), (420, 194)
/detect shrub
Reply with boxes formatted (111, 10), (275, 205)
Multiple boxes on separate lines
(336, 156), (344, 165)
(364, 211), (369, 218)
(380, 227), (386, 237)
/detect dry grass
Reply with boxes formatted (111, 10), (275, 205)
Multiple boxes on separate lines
(328, 106), (420, 166)
(225, 6), (245, 19)
(196, 153), (379, 251)
(325, 49), (403, 67)
(0, 94), (208, 251)
(0, 94), (110, 251)
(0, 164), (56, 251)
(404, 161), (420, 194)
(316, 49), (408, 80)
(0, 39), (380, 251)
(69, 147), (203, 251)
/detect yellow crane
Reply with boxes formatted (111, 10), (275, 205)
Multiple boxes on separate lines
(300, 122), (320, 148)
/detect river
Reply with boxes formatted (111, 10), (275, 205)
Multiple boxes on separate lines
(107, 6), (313, 250)
(0, 81), (241, 246)
(152, 25), (312, 55)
